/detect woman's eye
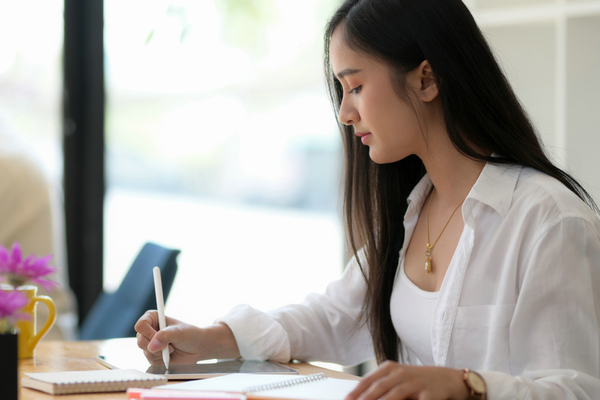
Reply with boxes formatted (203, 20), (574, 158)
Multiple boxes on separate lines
(349, 85), (362, 94)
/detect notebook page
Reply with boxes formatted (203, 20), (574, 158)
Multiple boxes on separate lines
(156, 373), (296, 392)
(255, 377), (358, 400)
(155, 373), (359, 400)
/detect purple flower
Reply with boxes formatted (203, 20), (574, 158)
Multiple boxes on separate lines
(0, 243), (58, 291)
(0, 290), (28, 324)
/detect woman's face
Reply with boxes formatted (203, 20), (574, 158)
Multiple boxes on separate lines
(329, 27), (428, 164)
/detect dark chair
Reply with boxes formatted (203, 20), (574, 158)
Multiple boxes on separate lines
(79, 242), (180, 340)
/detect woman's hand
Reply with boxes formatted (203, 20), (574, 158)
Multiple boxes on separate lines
(134, 311), (241, 366)
(346, 361), (470, 400)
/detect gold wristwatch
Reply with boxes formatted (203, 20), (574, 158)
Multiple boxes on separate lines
(462, 368), (487, 400)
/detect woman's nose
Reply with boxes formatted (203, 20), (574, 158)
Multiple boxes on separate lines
(338, 97), (360, 126)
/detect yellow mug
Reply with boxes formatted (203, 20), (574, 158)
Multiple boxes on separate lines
(0, 284), (56, 359)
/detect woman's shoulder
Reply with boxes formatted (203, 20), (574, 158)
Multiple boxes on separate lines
(512, 166), (598, 227)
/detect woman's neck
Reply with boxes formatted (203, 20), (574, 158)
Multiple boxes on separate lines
(419, 139), (486, 208)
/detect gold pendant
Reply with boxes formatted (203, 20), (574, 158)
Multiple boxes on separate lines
(425, 257), (432, 273)
(425, 244), (433, 273)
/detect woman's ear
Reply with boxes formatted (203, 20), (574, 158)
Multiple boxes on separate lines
(417, 60), (438, 102)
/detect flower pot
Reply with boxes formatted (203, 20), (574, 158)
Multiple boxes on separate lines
(0, 331), (18, 400)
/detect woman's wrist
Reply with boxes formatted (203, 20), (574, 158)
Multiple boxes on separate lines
(459, 368), (487, 400)
(202, 323), (241, 360)
(454, 368), (471, 400)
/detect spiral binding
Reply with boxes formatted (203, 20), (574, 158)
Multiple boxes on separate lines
(55, 378), (158, 394)
(244, 372), (328, 393)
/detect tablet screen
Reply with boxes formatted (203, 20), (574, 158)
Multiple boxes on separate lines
(97, 355), (299, 380)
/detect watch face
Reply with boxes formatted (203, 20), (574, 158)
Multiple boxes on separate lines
(467, 372), (487, 393)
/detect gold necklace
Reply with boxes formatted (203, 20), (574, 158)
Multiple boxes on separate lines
(424, 188), (469, 274)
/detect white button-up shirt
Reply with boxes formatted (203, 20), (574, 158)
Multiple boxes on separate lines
(217, 162), (600, 399)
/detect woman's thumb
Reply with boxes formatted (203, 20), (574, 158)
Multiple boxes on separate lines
(148, 329), (172, 353)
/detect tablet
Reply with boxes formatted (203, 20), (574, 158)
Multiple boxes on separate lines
(97, 355), (299, 380)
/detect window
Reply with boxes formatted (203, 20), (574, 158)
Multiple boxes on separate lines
(0, 1), (63, 180)
(104, 0), (344, 328)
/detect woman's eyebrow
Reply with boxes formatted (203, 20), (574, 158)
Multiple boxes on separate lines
(335, 68), (361, 80)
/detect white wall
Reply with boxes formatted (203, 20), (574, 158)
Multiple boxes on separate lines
(472, 0), (600, 205)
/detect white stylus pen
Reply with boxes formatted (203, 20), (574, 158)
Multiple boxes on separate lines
(153, 266), (170, 370)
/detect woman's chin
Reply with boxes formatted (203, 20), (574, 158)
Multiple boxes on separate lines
(368, 148), (405, 165)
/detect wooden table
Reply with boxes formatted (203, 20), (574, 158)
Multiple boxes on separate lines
(19, 339), (360, 399)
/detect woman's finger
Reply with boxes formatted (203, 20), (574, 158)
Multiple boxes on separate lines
(355, 374), (404, 400)
(134, 310), (159, 339)
(142, 349), (165, 366)
(136, 331), (150, 350)
(379, 381), (420, 400)
(346, 361), (400, 399)
(346, 374), (385, 398)
(147, 326), (175, 353)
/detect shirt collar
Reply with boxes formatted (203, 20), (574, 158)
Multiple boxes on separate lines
(467, 162), (522, 219)
(406, 173), (433, 220)
(405, 161), (522, 221)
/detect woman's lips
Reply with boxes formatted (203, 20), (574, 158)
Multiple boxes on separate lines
(356, 132), (372, 144)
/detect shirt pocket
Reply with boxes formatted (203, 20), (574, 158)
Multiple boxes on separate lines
(451, 304), (515, 371)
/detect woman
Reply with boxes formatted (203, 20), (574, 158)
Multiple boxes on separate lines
(135, 0), (600, 398)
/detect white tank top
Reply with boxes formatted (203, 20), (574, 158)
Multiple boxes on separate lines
(390, 257), (439, 365)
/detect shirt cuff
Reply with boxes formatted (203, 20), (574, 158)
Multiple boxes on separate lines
(478, 370), (526, 400)
(215, 304), (291, 363)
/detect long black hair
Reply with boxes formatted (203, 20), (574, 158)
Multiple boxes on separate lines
(324, 0), (598, 364)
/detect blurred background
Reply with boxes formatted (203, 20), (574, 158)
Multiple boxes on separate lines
(0, 0), (599, 363)
(102, 0), (345, 328)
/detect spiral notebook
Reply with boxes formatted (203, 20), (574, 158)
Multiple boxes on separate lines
(155, 372), (360, 400)
(21, 369), (168, 395)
